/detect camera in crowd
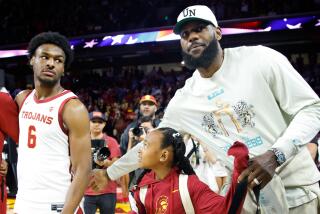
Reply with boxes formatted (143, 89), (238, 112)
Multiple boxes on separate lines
(132, 125), (145, 137)
(131, 116), (158, 138)
(91, 139), (111, 169)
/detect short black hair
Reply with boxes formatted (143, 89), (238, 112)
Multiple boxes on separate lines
(27, 32), (74, 69)
(139, 116), (153, 123)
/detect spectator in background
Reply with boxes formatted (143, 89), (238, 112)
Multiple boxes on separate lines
(127, 115), (157, 189)
(85, 111), (121, 214)
(0, 90), (19, 214)
(184, 134), (228, 193)
(120, 95), (160, 155)
(307, 132), (320, 170)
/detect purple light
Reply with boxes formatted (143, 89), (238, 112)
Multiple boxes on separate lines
(0, 14), (318, 59)
(0, 50), (28, 58)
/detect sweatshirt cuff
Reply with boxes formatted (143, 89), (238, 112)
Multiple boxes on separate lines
(271, 138), (302, 161)
(106, 166), (117, 181)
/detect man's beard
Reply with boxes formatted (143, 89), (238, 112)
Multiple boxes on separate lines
(37, 76), (60, 87)
(181, 38), (219, 70)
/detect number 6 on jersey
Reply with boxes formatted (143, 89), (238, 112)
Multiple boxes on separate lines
(28, 125), (36, 148)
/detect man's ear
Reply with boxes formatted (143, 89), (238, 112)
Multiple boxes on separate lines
(215, 26), (222, 41)
(29, 56), (35, 67)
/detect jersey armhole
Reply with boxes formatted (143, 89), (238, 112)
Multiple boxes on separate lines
(19, 90), (33, 113)
(58, 96), (78, 135)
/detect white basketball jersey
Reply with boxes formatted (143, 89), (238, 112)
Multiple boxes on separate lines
(16, 89), (78, 205)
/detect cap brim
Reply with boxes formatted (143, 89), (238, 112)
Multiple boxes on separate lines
(90, 117), (106, 122)
(140, 100), (157, 105)
(173, 18), (213, 34)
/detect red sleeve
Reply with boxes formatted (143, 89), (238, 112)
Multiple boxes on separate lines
(189, 175), (228, 214)
(190, 142), (249, 214)
(0, 92), (19, 143)
(106, 136), (121, 158)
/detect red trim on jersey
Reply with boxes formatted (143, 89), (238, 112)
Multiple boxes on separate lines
(76, 207), (84, 214)
(33, 90), (71, 104)
(58, 96), (78, 135)
(19, 90), (33, 112)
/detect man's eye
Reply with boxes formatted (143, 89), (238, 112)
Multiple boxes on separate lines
(41, 56), (48, 60)
(181, 31), (188, 39)
(195, 25), (205, 32)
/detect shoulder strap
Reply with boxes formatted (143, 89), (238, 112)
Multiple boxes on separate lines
(139, 185), (148, 206)
(128, 191), (139, 213)
(179, 174), (195, 214)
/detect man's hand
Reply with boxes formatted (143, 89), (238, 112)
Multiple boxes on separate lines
(0, 160), (8, 176)
(238, 150), (278, 189)
(89, 169), (110, 191)
(128, 128), (135, 140)
(129, 128), (141, 143)
(95, 159), (112, 168)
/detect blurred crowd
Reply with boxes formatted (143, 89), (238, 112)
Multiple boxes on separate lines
(291, 53), (320, 95)
(1, 0), (319, 46)
(61, 66), (193, 140)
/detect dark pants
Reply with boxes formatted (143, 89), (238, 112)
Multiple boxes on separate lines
(84, 193), (116, 214)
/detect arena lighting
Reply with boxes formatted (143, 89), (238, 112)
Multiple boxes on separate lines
(0, 14), (319, 59)
(0, 50), (28, 58)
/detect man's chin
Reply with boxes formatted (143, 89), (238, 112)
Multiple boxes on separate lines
(189, 53), (202, 59)
(142, 112), (151, 117)
(38, 78), (58, 87)
(189, 48), (204, 57)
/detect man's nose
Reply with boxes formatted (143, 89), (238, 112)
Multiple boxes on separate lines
(188, 31), (199, 43)
(46, 58), (54, 67)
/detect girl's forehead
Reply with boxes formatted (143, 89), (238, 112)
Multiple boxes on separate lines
(148, 129), (161, 138)
(146, 130), (162, 144)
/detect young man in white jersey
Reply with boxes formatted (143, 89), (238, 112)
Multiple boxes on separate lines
(90, 5), (320, 213)
(14, 32), (92, 214)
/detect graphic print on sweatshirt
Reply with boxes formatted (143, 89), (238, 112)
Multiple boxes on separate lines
(201, 99), (255, 138)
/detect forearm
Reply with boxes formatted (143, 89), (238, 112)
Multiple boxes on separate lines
(107, 142), (142, 180)
(127, 138), (134, 150)
(307, 143), (318, 161)
(62, 166), (90, 214)
(272, 102), (320, 160)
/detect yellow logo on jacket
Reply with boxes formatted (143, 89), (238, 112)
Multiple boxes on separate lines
(156, 195), (169, 214)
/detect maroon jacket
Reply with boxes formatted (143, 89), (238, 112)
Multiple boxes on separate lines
(131, 142), (249, 214)
(0, 92), (19, 161)
(0, 92), (19, 213)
